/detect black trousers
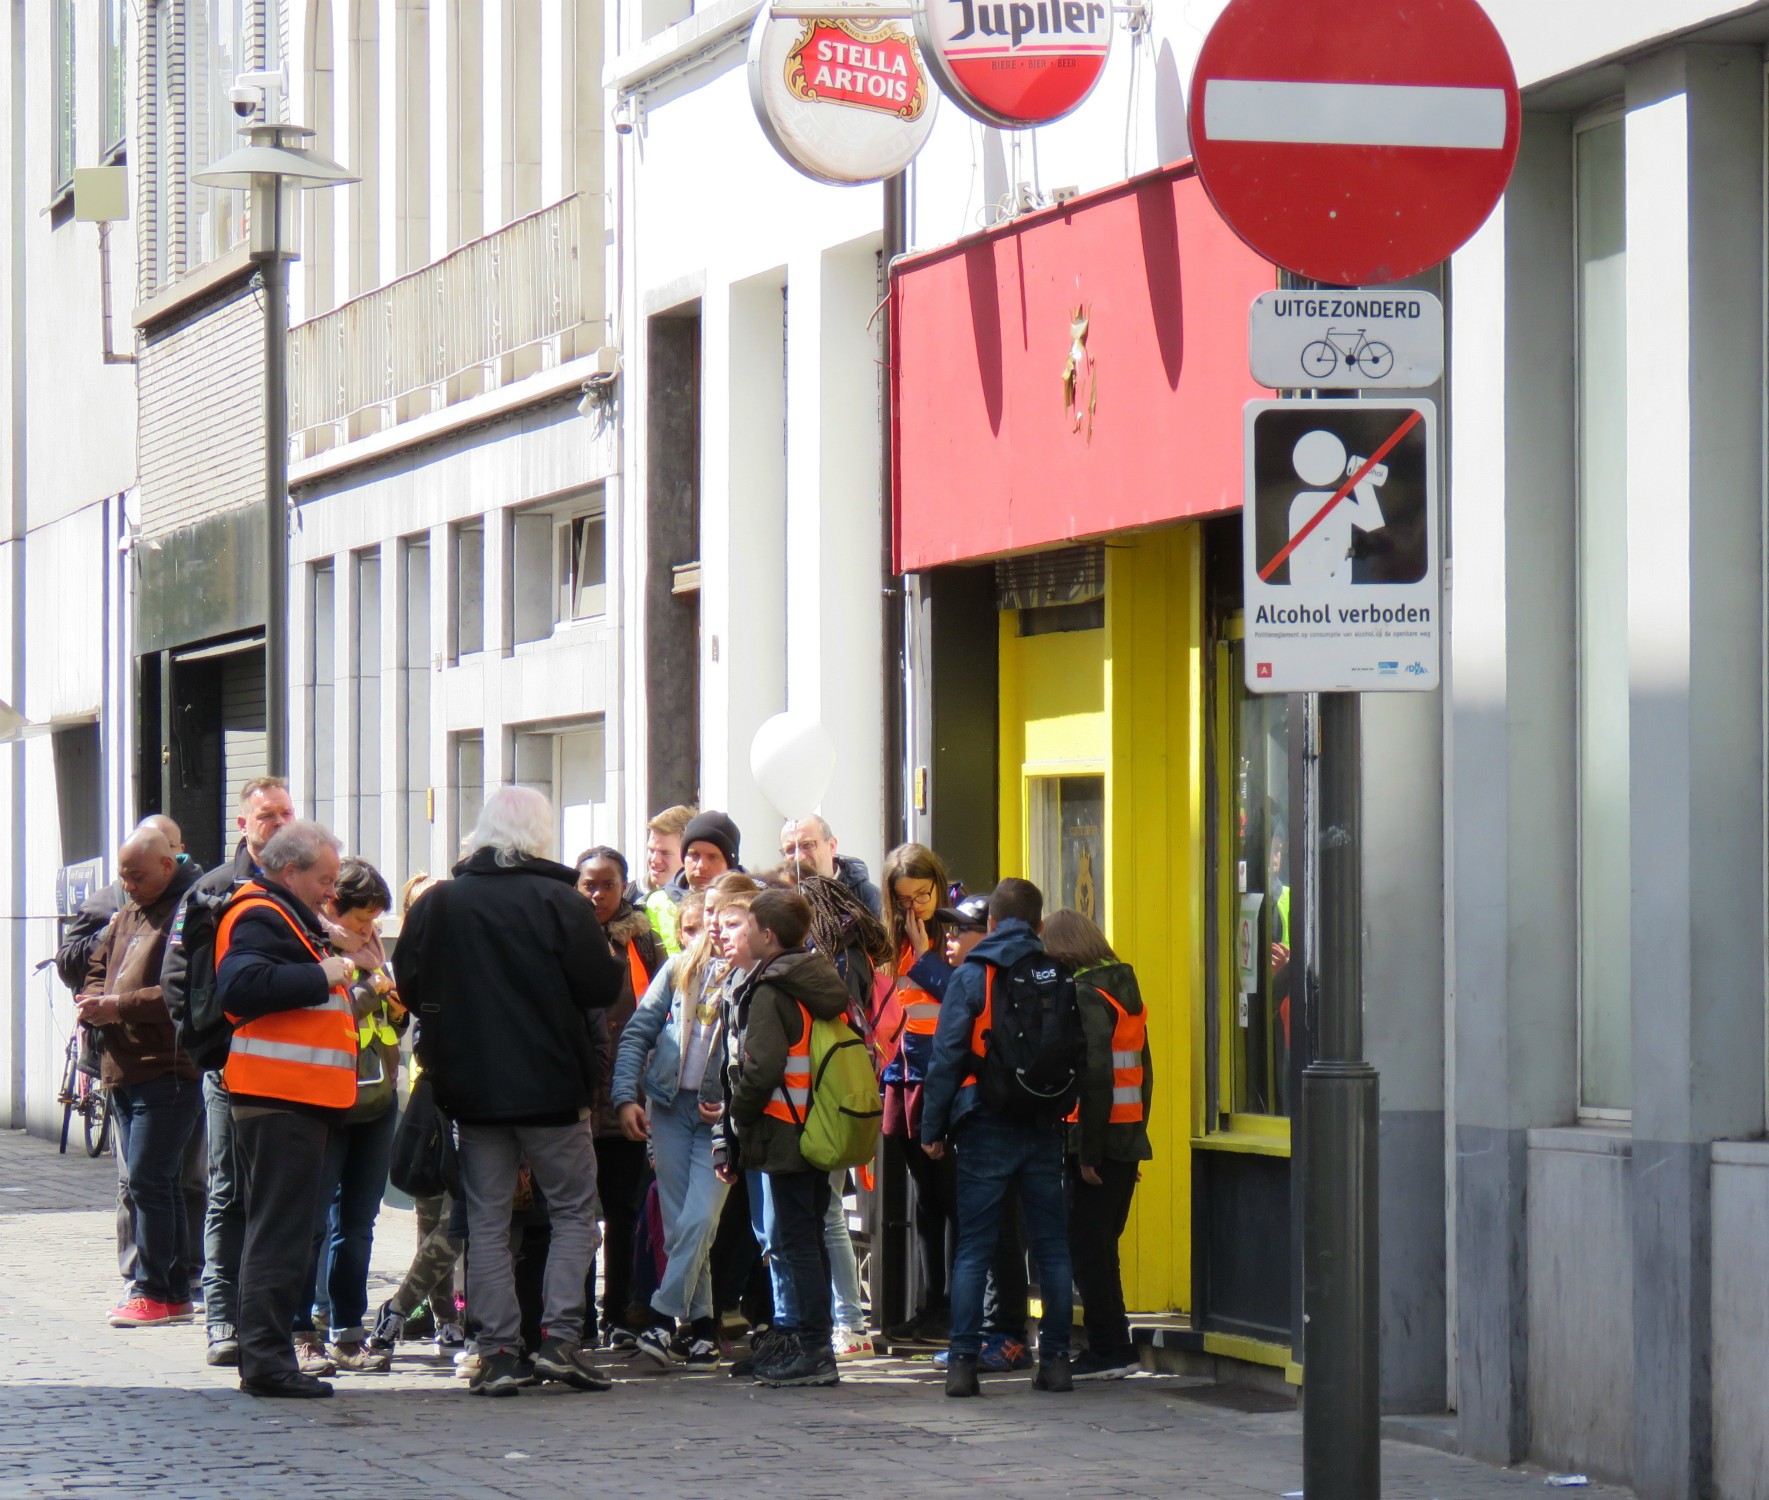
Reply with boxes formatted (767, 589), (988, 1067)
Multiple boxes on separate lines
(234, 1108), (332, 1383)
(900, 1136), (957, 1310)
(766, 1169), (833, 1341)
(589, 1135), (649, 1337)
(1065, 1157), (1139, 1358)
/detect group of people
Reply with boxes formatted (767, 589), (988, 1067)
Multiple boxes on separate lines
(59, 775), (1155, 1401)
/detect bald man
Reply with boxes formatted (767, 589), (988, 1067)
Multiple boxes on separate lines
(79, 826), (207, 1325)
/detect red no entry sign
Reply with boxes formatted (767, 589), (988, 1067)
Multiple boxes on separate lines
(1189, 0), (1520, 287)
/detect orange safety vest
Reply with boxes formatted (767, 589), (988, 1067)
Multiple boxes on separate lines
(761, 1000), (813, 1125)
(960, 967), (999, 1092)
(218, 882), (357, 1109)
(897, 942), (942, 1036)
(1064, 982), (1147, 1125)
(625, 941), (652, 1003)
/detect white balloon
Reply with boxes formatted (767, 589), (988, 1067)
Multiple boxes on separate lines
(750, 711), (837, 820)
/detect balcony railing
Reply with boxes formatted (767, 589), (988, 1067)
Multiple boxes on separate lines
(289, 194), (592, 451)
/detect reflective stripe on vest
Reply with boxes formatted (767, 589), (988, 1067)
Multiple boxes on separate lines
(1063, 982), (1146, 1125)
(897, 943), (941, 1035)
(218, 884), (357, 1110)
(762, 999), (814, 1125)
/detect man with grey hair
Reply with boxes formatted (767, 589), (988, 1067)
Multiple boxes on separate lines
(781, 815), (882, 916)
(214, 820), (357, 1399)
(397, 784), (624, 1396)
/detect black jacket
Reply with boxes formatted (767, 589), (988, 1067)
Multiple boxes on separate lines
(834, 855), (883, 918)
(398, 849), (623, 1124)
(161, 840), (257, 1057)
(55, 882), (122, 993)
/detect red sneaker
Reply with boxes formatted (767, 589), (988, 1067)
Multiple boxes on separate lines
(167, 1302), (197, 1323)
(109, 1297), (177, 1328)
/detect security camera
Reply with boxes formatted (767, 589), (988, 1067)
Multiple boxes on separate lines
(229, 84), (262, 117)
(612, 99), (637, 136)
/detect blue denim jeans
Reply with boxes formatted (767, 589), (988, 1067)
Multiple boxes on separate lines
(766, 1169), (833, 1342)
(648, 1092), (729, 1323)
(949, 1112), (1072, 1361)
(201, 1071), (245, 1328)
(308, 1104), (398, 1335)
(749, 1170), (797, 1328)
(111, 1073), (204, 1304)
(824, 1171), (865, 1330)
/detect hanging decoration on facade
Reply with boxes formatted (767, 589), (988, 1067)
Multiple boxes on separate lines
(1061, 302), (1096, 440)
(749, 4), (939, 185)
(914, 0), (1114, 128)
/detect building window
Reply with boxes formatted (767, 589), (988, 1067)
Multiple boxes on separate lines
(512, 493), (607, 645)
(353, 549), (383, 868)
(452, 519), (485, 658)
(309, 562), (337, 828)
(52, 0), (75, 201)
(511, 721), (608, 861)
(452, 732), (484, 855)
(401, 537), (432, 885)
(102, 0), (128, 162)
(1574, 114), (1630, 1115)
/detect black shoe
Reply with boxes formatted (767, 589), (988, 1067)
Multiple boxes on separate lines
(206, 1326), (240, 1368)
(945, 1353), (980, 1398)
(240, 1373), (333, 1399)
(888, 1305), (951, 1343)
(1032, 1355), (1074, 1393)
(729, 1326), (788, 1378)
(532, 1335), (612, 1392)
(754, 1333), (839, 1388)
(469, 1349), (536, 1397)
(1070, 1349), (1139, 1380)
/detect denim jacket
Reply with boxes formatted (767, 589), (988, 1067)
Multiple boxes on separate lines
(611, 956), (727, 1111)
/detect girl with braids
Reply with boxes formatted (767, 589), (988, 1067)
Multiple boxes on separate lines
(799, 876), (893, 1356)
(612, 876), (760, 1369)
(877, 843), (960, 1343)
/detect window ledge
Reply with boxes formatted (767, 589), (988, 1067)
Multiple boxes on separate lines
(133, 245), (255, 331)
(607, 0), (759, 95)
(1711, 1140), (1769, 1168)
(1526, 1124), (1632, 1157)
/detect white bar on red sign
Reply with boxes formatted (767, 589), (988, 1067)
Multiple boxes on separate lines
(1203, 79), (1509, 150)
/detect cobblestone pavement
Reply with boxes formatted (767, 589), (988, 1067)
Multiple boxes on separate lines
(0, 1126), (1630, 1500)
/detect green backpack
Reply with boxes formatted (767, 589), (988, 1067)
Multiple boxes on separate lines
(789, 1001), (884, 1172)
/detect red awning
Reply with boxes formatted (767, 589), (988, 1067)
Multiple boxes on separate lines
(890, 161), (1274, 572)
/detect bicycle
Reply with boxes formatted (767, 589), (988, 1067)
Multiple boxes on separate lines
(40, 959), (112, 1157)
(1300, 326), (1394, 381)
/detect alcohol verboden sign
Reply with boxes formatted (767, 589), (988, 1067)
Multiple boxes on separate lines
(915, 0), (1113, 128)
(1188, 0), (1520, 287)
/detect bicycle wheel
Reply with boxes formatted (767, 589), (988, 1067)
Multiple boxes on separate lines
(1299, 341), (1337, 379)
(85, 1087), (112, 1158)
(57, 1044), (79, 1155)
(1360, 341), (1394, 380)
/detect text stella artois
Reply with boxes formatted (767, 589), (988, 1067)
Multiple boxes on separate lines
(788, 21), (928, 119)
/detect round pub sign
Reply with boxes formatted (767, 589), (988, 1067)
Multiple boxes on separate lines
(748, 5), (938, 186)
(914, 0), (1113, 129)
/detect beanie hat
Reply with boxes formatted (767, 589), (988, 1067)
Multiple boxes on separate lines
(681, 811), (741, 866)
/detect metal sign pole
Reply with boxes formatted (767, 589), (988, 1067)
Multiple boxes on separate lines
(1301, 688), (1379, 1497)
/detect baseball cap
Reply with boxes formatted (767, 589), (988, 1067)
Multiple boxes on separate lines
(933, 893), (990, 930)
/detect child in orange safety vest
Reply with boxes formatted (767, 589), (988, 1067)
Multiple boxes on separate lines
(1041, 908), (1154, 1382)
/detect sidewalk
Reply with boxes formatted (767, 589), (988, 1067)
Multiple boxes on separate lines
(0, 1125), (1629, 1500)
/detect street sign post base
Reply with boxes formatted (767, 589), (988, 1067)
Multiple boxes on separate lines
(1301, 1058), (1380, 1499)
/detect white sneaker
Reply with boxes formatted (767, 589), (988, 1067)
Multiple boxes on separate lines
(435, 1321), (466, 1353)
(454, 1347), (483, 1381)
(833, 1328), (877, 1360)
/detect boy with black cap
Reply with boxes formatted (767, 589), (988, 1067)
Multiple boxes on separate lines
(678, 811), (743, 892)
(920, 878), (1073, 1397)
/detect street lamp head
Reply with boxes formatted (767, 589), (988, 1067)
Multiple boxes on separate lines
(193, 122), (356, 259)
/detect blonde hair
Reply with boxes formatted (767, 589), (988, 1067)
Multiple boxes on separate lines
(676, 872), (763, 1001)
(648, 804), (697, 839)
(400, 873), (438, 916)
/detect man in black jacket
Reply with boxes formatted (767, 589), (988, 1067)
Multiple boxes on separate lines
(161, 776), (295, 1368)
(397, 785), (624, 1397)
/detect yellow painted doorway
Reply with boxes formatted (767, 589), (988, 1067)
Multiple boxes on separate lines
(997, 526), (1206, 1313)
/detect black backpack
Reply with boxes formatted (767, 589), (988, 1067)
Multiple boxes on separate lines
(972, 951), (1085, 1120)
(165, 884), (242, 1072)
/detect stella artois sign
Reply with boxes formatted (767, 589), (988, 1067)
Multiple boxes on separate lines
(749, 5), (939, 185)
(915, 0), (1113, 128)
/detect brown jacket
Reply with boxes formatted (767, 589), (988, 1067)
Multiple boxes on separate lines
(81, 862), (202, 1088)
(591, 904), (667, 1136)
